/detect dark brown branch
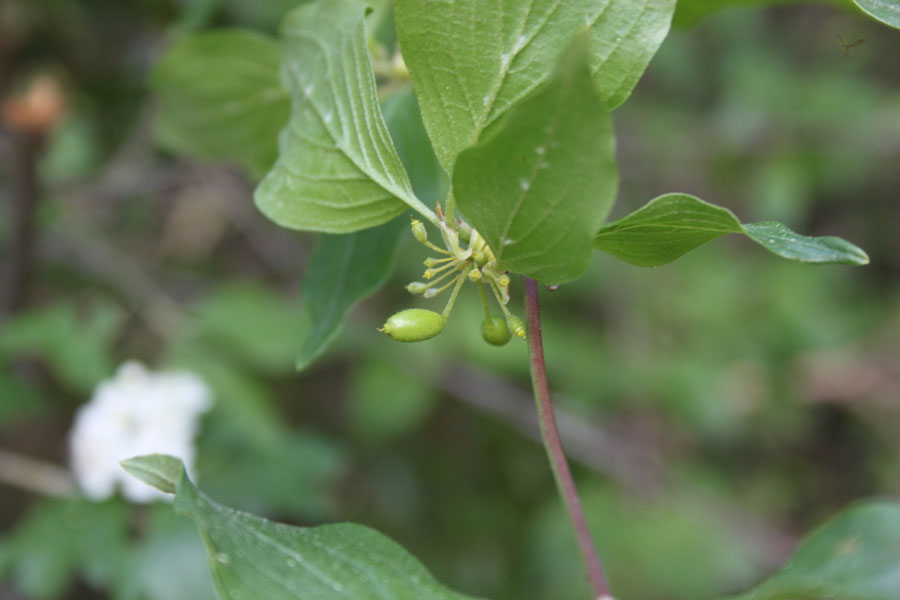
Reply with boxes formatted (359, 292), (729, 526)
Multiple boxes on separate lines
(1, 128), (43, 321)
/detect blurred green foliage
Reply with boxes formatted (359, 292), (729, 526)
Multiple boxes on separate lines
(0, 1), (898, 599)
(0, 301), (123, 393)
(151, 30), (288, 179)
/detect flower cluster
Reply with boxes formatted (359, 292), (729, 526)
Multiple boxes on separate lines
(380, 210), (525, 345)
(69, 362), (212, 503)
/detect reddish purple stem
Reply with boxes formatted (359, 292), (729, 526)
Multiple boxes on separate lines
(524, 276), (612, 600)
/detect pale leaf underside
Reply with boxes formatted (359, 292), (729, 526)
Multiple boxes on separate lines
(296, 87), (443, 371)
(854, 0), (900, 29)
(255, 0), (430, 234)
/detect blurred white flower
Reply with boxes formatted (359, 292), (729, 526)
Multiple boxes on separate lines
(69, 361), (212, 503)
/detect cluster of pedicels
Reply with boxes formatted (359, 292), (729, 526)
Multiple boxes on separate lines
(380, 207), (525, 345)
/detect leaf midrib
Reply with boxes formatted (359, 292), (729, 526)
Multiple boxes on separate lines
(597, 222), (739, 235)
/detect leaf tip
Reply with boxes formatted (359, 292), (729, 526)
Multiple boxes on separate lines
(295, 355), (312, 372)
(850, 247), (870, 266)
(120, 454), (185, 494)
(743, 221), (871, 266)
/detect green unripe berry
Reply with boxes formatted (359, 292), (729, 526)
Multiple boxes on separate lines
(481, 316), (511, 346)
(380, 309), (445, 342)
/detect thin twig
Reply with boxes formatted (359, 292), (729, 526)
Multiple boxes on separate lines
(0, 448), (77, 498)
(524, 276), (612, 600)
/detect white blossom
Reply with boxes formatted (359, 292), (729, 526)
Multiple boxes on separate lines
(69, 361), (212, 503)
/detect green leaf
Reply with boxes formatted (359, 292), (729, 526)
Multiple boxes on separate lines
(453, 39), (618, 285)
(380, 87), (448, 207)
(853, 0), (900, 29)
(296, 87), (442, 370)
(585, 0), (677, 109)
(594, 193), (869, 267)
(255, 0), (432, 234)
(121, 455), (185, 495)
(296, 218), (405, 370)
(743, 222), (870, 265)
(729, 501), (900, 600)
(594, 193), (742, 267)
(394, 0), (675, 172)
(124, 456), (482, 600)
(152, 30), (290, 179)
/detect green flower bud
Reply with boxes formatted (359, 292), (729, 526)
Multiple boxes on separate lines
(507, 315), (526, 338)
(411, 219), (427, 243)
(405, 282), (428, 294)
(380, 309), (445, 342)
(481, 317), (511, 346)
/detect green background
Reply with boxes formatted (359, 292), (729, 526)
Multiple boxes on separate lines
(1, 1), (898, 599)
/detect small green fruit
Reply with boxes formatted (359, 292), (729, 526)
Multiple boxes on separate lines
(481, 316), (511, 346)
(381, 309), (445, 342)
